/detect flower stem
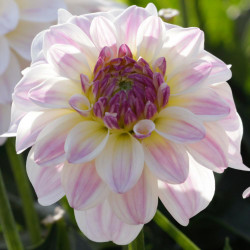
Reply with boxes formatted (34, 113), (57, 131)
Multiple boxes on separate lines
(128, 229), (145, 250)
(5, 138), (42, 244)
(0, 170), (23, 250)
(153, 210), (200, 250)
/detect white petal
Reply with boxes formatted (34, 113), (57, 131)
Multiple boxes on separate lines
(187, 122), (228, 173)
(16, 109), (72, 153)
(110, 167), (158, 225)
(155, 107), (206, 143)
(74, 200), (143, 244)
(136, 16), (166, 61)
(114, 6), (152, 54)
(26, 148), (65, 206)
(158, 155), (215, 226)
(33, 112), (83, 167)
(168, 87), (230, 121)
(90, 16), (118, 53)
(243, 187), (250, 199)
(96, 133), (144, 193)
(65, 121), (109, 164)
(143, 132), (189, 183)
(61, 161), (108, 210)
(28, 77), (82, 108)
(47, 44), (91, 80)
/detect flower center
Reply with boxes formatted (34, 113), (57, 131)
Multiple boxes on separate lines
(80, 44), (170, 130)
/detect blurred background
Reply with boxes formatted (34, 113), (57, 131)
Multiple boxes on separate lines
(0, 0), (250, 249)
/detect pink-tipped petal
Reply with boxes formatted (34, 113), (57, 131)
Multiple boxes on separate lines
(158, 155), (215, 226)
(14, 64), (59, 109)
(243, 187), (250, 199)
(61, 161), (108, 210)
(133, 119), (155, 139)
(29, 78), (82, 108)
(43, 23), (98, 69)
(136, 16), (166, 62)
(90, 16), (117, 53)
(96, 133), (144, 193)
(143, 131), (189, 183)
(168, 87), (230, 121)
(200, 51), (232, 84)
(155, 107), (205, 143)
(164, 27), (204, 60)
(187, 122), (228, 173)
(168, 60), (212, 95)
(47, 44), (91, 81)
(16, 109), (72, 154)
(26, 148), (64, 206)
(33, 112), (82, 167)
(74, 200), (143, 245)
(110, 167), (158, 225)
(65, 121), (109, 164)
(114, 6), (152, 54)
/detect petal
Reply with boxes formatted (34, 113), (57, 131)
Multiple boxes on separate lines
(187, 122), (228, 173)
(168, 60), (212, 95)
(168, 87), (230, 121)
(16, 0), (65, 22)
(243, 187), (250, 199)
(58, 9), (73, 24)
(6, 20), (48, 60)
(33, 112), (83, 167)
(74, 200), (143, 245)
(161, 27), (204, 75)
(43, 23), (98, 68)
(90, 16), (118, 53)
(143, 131), (189, 183)
(65, 121), (109, 164)
(136, 16), (166, 62)
(47, 44), (92, 80)
(26, 148), (65, 206)
(31, 30), (47, 64)
(0, 36), (10, 74)
(28, 77), (82, 108)
(0, 52), (21, 104)
(155, 107), (205, 143)
(114, 6), (152, 54)
(0, 0), (19, 35)
(96, 133), (144, 193)
(133, 119), (155, 139)
(158, 155), (215, 226)
(14, 64), (59, 109)
(200, 51), (232, 84)
(110, 167), (158, 225)
(16, 109), (72, 153)
(61, 161), (108, 210)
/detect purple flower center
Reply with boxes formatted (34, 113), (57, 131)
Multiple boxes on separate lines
(81, 44), (170, 130)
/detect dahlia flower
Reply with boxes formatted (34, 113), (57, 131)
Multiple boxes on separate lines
(0, 0), (125, 143)
(11, 3), (247, 244)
